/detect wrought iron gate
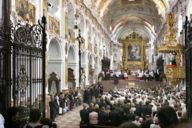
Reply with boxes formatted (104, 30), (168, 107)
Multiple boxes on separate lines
(185, 16), (192, 119)
(0, 17), (46, 119)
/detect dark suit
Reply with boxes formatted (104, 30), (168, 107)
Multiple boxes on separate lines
(109, 110), (120, 126)
(135, 104), (143, 116)
(98, 111), (109, 126)
(142, 105), (152, 116)
(49, 100), (59, 121)
(80, 108), (89, 125)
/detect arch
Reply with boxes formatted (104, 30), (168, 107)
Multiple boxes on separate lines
(48, 38), (62, 59)
(67, 46), (76, 88)
(68, 46), (76, 63)
(47, 38), (63, 92)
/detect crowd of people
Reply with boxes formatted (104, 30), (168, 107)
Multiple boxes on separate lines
(80, 86), (189, 128)
(0, 87), (83, 128)
(0, 107), (56, 128)
(0, 81), (190, 128)
(49, 87), (82, 122)
(136, 69), (163, 81)
(83, 83), (104, 105)
(103, 68), (164, 82)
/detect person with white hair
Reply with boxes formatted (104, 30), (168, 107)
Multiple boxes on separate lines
(89, 106), (99, 125)
(150, 116), (160, 128)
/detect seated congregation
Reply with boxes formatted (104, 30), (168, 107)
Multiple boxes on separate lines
(80, 86), (188, 128)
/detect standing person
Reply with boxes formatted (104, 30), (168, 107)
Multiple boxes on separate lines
(59, 92), (65, 114)
(80, 104), (89, 128)
(114, 75), (119, 85)
(23, 108), (49, 128)
(49, 95), (59, 122)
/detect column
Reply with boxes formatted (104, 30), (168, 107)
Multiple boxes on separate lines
(85, 53), (89, 87)
(0, 0), (12, 116)
(0, 0), (12, 39)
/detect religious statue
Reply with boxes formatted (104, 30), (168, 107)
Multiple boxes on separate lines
(48, 72), (60, 95)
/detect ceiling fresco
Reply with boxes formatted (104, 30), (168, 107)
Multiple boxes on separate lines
(84, 0), (172, 41)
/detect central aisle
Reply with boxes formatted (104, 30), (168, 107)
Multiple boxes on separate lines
(56, 105), (83, 128)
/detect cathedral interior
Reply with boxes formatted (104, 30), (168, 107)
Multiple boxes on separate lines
(0, 0), (192, 128)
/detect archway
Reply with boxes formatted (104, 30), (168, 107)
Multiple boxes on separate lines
(47, 38), (63, 93)
(67, 46), (76, 89)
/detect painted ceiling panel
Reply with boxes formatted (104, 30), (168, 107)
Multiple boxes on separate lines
(84, 0), (170, 41)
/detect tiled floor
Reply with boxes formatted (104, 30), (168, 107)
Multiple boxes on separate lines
(55, 105), (83, 128)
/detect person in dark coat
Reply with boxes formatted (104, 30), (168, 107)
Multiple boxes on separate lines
(83, 89), (89, 104)
(98, 107), (109, 126)
(114, 75), (119, 85)
(142, 101), (152, 117)
(109, 109), (120, 126)
(80, 104), (89, 127)
(49, 95), (59, 122)
(5, 107), (20, 128)
(135, 101), (143, 117)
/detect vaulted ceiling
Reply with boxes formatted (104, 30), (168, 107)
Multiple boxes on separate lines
(84, 0), (171, 42)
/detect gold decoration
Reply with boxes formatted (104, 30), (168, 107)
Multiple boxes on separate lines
(121, 32), (146, 70)
(158, 13), (185, 85)
(158, 13), (184, 53)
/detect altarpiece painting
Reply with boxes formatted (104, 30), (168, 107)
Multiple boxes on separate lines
(121, 32), (146, 70)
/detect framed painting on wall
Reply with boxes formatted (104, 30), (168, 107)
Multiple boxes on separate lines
(16, 0), (36, 23)
(48, 16), (60, 35)
(27, 3), (36, 23)
(121, 32), (146, 70)
(127, 44), (141, 61)
(16, 0), (27, 19)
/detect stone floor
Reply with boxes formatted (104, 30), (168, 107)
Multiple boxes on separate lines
(55, 105), (83, 128)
